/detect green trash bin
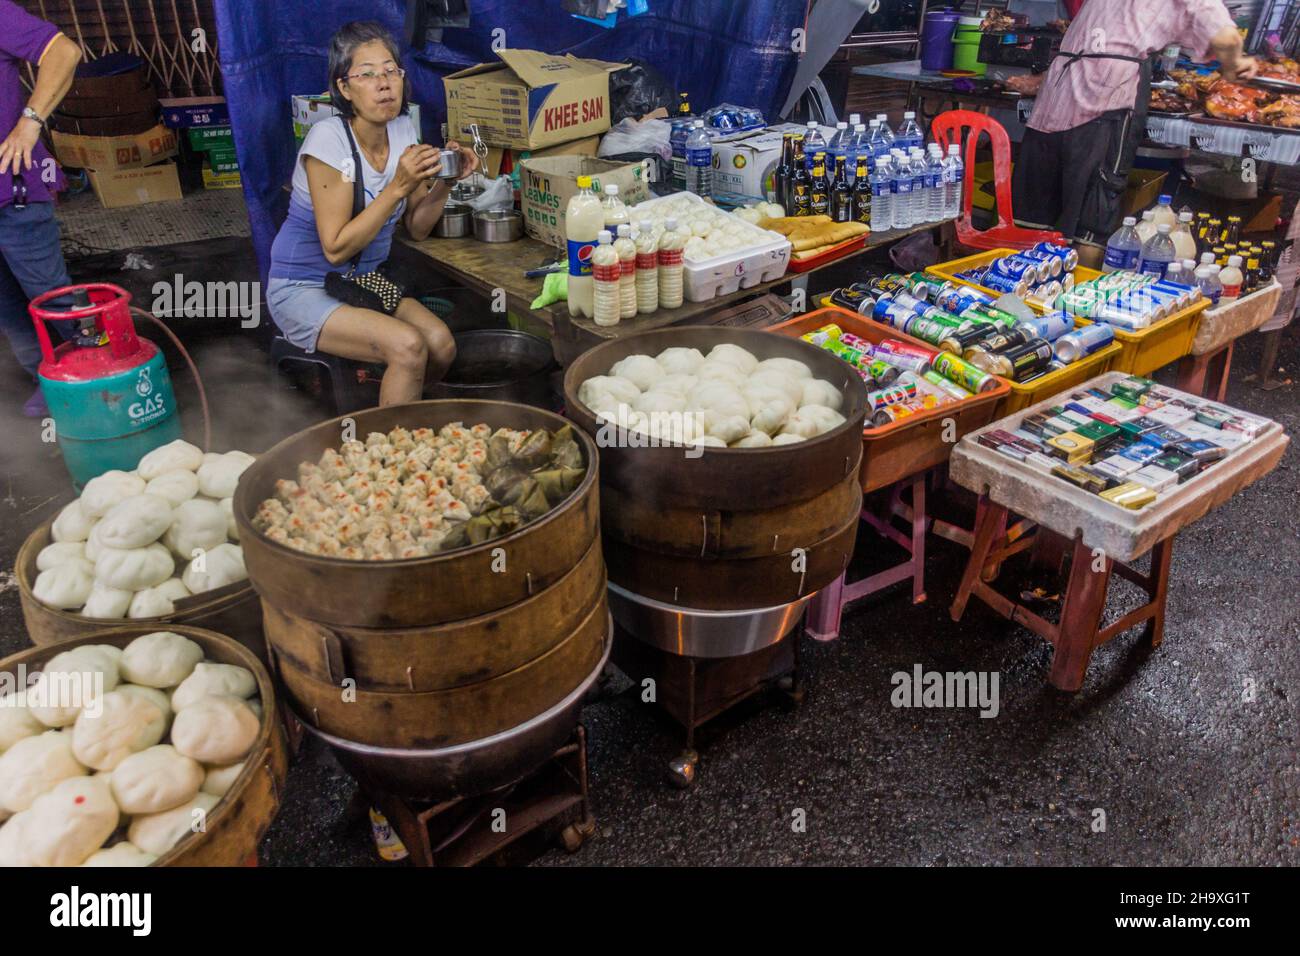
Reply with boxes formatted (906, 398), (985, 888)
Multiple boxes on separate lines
(952, 17), (987, 76)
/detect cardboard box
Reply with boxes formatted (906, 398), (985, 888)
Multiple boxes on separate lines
(88, 162), (182, 207)
(51, 123), (177, 171)
(291, 94), (422, 145)
(444, 49), (625, 151)
(187, 125), (234, 153)
(480, 135), (600, 179)
(201, 164), (243, 190)
(712, 129), (783, 201)
(160, 96), (229, 129)
(519, 155), (652, 248)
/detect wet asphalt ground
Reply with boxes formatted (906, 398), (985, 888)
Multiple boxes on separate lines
(0, 237), (1296, 867)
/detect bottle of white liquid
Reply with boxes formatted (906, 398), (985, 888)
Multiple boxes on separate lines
(1171, 211), (1197, 261)
(634, 219), (659, 314)
(602, 183), (629, 230)
(614, 224), (637, 320)
(658, 216), (686, 309)
(592, 230), (622, 327)
(565, 175), (603, 318)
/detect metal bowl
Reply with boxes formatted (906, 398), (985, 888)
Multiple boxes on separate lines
(473, 209), (524, 243)
(608, 584), (811, 658)
(298, 629), (610, 801)
(432, 203), (472, 238)
(427, 329), (557, 408)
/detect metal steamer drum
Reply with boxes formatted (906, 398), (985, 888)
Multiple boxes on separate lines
(234, 400), (609, 801)
(17, 520), (265, 660)
(0, 625), (288, 866)
(563, 328), (868, 785)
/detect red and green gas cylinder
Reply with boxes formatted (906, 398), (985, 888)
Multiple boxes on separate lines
(30, 283), (182, 489)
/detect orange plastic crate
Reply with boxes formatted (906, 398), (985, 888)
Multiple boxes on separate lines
(766, 306), (1011, 493)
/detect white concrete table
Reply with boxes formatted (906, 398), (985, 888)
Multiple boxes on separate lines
(947, 371), (1289, 691)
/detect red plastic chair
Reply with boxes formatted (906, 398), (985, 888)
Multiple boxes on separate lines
(929, 109), (1066, 251)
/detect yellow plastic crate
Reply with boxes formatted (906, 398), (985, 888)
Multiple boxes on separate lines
(927, 249), (1206, 377)
(993, 339), (1123, 415)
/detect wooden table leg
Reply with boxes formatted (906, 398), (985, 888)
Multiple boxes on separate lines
(1176, 352), (1211, 397)
(909, 474), (927, 604)
(1142, 536), (1174, 648)
(1211, 340), (1234, 402)
(1048, 538), (1112, 692)
(950, 497), (1007, 622)
(1029, 525), (1070, 578)
(980, 505), (1010, 582)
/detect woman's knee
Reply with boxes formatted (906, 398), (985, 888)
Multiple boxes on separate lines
(382, 325), (428, 372)
(430, 326), (456, 368)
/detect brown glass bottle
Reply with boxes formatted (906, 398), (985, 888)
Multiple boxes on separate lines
(831, 155), (852, 223)
(1224, 215), (1241, 245)
(809, 152), (830, 216)
(790, 138), (812, 216)
(774, 134), (795, 213)
(852, 157), (871, 225)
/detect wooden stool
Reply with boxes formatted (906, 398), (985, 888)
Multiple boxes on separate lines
(360, 727), (595, 866)
(949, 497), (1174, 692)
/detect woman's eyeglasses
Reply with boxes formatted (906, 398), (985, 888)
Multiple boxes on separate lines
(345, 67), (406, 86)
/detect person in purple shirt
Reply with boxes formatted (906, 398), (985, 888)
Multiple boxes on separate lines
(0, 1), (81, 416)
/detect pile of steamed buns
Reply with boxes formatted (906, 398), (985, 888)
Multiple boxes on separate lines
(32, 440), (252, 618)
(577, 343), (847, 448)
(0, 632), (263, 866)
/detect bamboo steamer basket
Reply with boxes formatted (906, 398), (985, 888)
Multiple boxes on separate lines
(563, 328), (867, 611)
(261, 534), (606, 691)
(563, 327), (869, 511)
(0, 624), (287, 866)
(272, 591), (608, 749)
(232, 399), (608, 755)
(17, 521), (265, 661)
(233, 400), (601, 629)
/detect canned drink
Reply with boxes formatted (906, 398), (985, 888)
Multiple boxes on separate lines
(904, 315), (960, 346)
(1032, 241), (1079, 272)
(888, 290), (931, 316)
(828, 288), (876, 314)
(866, 380), (918, 410)
(838, 332), (873, 352)
(969, 305), (1022, 327)
(801, 323), (844, 347)
(977, 327), (1034, 353)
(1018, 248), (1064, 278)
(934, 285), (991, 314)
(987, 254), (1040, 282)
(1035, 280), (1063, 300)
(1096, 299), (1154, 330)
(866, 358), (902, 385)
(827, 341), (873, 367)
(864, 276), (908, 298)
(1053, 323), (1115, 363)
(999, 339), (1054, 381)
(1061, 272), (1075, 292)
(1059, 290), (1105, 318)
(1018, 310), (1075, 342)
(980, 270), (1031, 297)
(873, 339), (935, 373)
(944, 323), (1002, 355)
(873, 299), (916, 329)
(931, 351), (999, 393)
(907, 273), (950, 300)
(923, 370), (973, 400)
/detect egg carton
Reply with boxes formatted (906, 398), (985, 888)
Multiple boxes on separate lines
(629, 191), (792, 302)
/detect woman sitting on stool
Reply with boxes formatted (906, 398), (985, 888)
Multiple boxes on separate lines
(267, 20), (478, 406)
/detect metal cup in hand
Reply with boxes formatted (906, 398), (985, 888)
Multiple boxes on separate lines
(434, 148), (462, 179)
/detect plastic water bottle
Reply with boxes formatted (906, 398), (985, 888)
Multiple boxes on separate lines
(1138, 223), (1176, 279)
(669, 120), (689, 191)
(1194, 264), (1223, 304)
(909, 148), (926, 222)
(876, 114), (895, 153)
(870, 158), (893, 232)
(942, 143), (963, 219)
(891, 152), (913, 229)
(685, 121), (712, 198)
(898, 111), (923, 150)
(827, 121), (850, 172)
(866, 118), (886, 160)
(1102, 216), (1143, 273)
(803, 120), (826, 173)
(925, 146), (944, 222)
(848, 123), (868, 182)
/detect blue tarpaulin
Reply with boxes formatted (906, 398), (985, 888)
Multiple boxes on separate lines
(212, 0), (808, 282)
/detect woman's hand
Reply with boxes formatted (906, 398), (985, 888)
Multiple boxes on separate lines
(392, 144), (441, 197)
(446, 140), (480, 180)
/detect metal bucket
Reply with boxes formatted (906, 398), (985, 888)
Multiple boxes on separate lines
(427, 329), (557, 409)
(300, 630), (610, 801)
(608, 584), (812, 658)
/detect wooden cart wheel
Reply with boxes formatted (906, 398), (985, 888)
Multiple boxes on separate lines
(667, 750), (698, 789)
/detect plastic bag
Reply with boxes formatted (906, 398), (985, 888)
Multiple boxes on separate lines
(597, 117), (671, 162)
(467, 175), (514, 212)
(608, 60), (676, 124)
